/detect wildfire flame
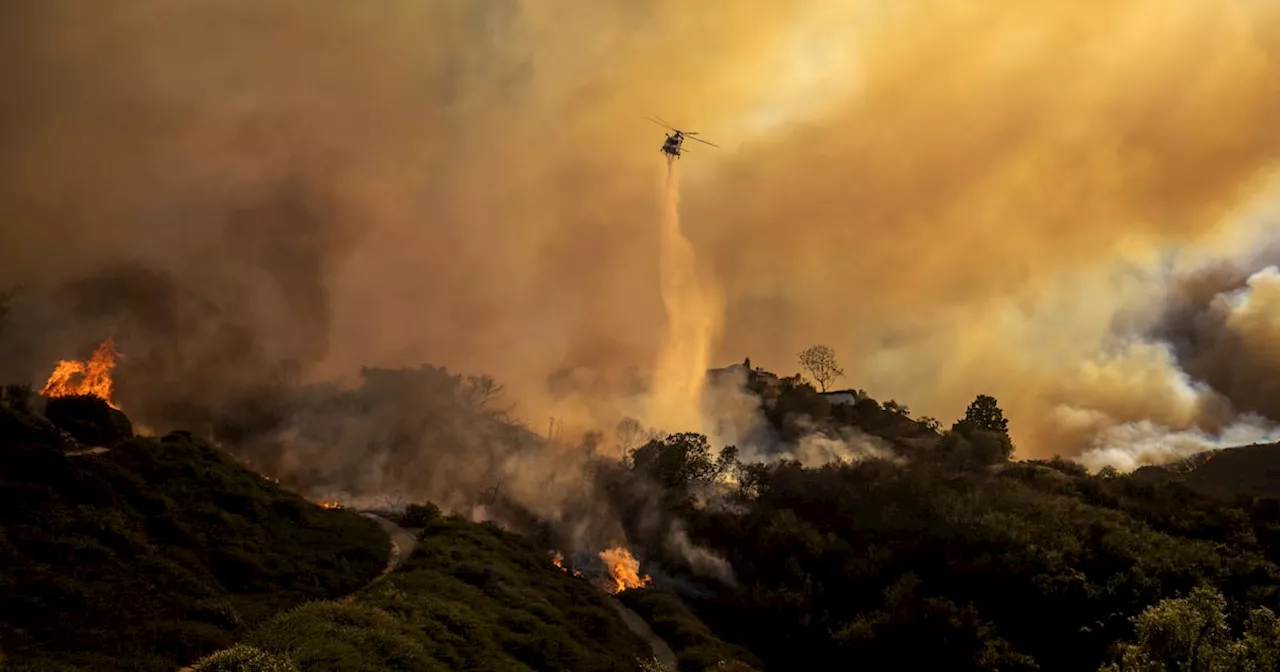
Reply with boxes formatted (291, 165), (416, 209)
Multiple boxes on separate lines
(315, 501), (343, 510)
(550, 551), (584, 578)
(598, 547), (651, 594)
(40, 339), (121, 409)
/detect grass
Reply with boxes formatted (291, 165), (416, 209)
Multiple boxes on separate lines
(197, 513), (654, 671)
(616, 588), (762, 672)
(0, 397), (389, 672)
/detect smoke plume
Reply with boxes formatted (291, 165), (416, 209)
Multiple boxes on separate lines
(3, 1), (1280, 485)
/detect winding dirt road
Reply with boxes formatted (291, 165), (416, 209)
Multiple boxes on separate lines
(358, 513), (419, 578)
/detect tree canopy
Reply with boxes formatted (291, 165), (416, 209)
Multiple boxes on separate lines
(797, 345), (844, 393)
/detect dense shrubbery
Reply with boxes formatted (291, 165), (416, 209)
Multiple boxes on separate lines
(608, 375), (1280, 671)
(617, 588), (761, 671)
(0, 399), (388, 672)
(43, 394), (133, 445)
(199, 513), (652, 671)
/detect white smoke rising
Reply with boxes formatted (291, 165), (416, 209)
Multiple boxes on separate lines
(664, 520), (736, 586)
(1076, 414), (1280, 473)
(788, 423), (903, 468)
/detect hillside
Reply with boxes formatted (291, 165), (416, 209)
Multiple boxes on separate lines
(587, 378), (1280, 671)
(1132, 442), (1280, 499)
(8, 359), (1280, 671)
(191, 510), (657, 671)
(0, 391), (390, 672)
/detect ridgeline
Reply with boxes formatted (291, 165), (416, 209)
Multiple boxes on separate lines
(6, 357), (1280, 671)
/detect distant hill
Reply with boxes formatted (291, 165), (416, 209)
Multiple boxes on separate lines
(0, 392), (389, 672)
(1132, 442), (1280, 499)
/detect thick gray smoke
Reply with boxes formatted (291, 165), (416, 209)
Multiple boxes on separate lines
(0, 178), (350, 436)
(1148, 255), (1280, 422)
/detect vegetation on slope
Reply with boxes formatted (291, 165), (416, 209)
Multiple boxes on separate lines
(1132, 442), (1280, 500)
(194, 508), (653, 672)
(616, 588), (761, 671)
(606, 370), (1280, 672)
(0, 391), (388, 672)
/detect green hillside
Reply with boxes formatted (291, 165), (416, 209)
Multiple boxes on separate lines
(616, 588), (760, 671)
(192, 510), (654, 672)
(594, 376), (1280, 671)
(0, 392), (389, 672)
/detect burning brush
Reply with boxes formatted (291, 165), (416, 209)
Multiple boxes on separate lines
(40, 339), (121, 409)
(550, 547), (652, 594)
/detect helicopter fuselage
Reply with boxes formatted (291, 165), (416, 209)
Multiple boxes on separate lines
(661, 132), (684, 158)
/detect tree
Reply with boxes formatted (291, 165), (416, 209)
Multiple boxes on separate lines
(630, 433), (719, 490)
(797, 345), (844, 393)
(1100, 585), (1280, 671)
(616, 417), (647, 452)
(954, 394), (1009, 436)
(463, 374), (503, 408)
(936, 429), (1014, 468)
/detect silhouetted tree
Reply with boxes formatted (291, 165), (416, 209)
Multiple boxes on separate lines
(797, 345), (844, 393)
(463, 374), (503, 408)
(631, 433), (719, 490)
(937, 428), (1014, 467)
(954, 394), (1009, 435)
(616, 417), (647, 452)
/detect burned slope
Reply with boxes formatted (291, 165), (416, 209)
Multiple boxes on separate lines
(196, 511), (655, 672)
(0, 395), (388, 672)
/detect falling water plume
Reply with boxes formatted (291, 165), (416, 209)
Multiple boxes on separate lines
(646, 156), (722, 434)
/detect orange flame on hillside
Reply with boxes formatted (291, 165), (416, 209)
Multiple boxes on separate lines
(598, 547), (651, 594)
(550, 551), (584, 578)
(40, 339), (122, 409)
(316, 501), (343, 510)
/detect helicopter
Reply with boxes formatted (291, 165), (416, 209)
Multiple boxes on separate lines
(648, 117), (718, 158)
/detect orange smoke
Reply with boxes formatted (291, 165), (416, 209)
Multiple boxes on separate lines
(40, 339), (121, 409)
(597, 546), (651, 594)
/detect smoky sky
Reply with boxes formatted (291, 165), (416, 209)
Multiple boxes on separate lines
(2, 0), (1280, 459)
(1148, 253), (1280, 423)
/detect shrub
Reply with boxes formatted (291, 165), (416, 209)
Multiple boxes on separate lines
(193, 644), (299, 672)
(401, 503), (441, 528)
(43, 395), (132, 445)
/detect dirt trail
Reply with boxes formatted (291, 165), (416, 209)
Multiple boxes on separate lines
(359, 512), (419, 578)
(610, 598), (679, 670)
(66, 446), (110, 457)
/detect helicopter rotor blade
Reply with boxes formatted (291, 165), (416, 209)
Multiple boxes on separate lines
(689, 136), (719, 147)
(647, 116), (677, 132)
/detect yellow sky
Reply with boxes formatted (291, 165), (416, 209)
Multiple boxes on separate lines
(2, 0), (1279, 460)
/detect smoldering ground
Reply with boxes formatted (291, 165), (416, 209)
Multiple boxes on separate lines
(3, 2), (1280, 512)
